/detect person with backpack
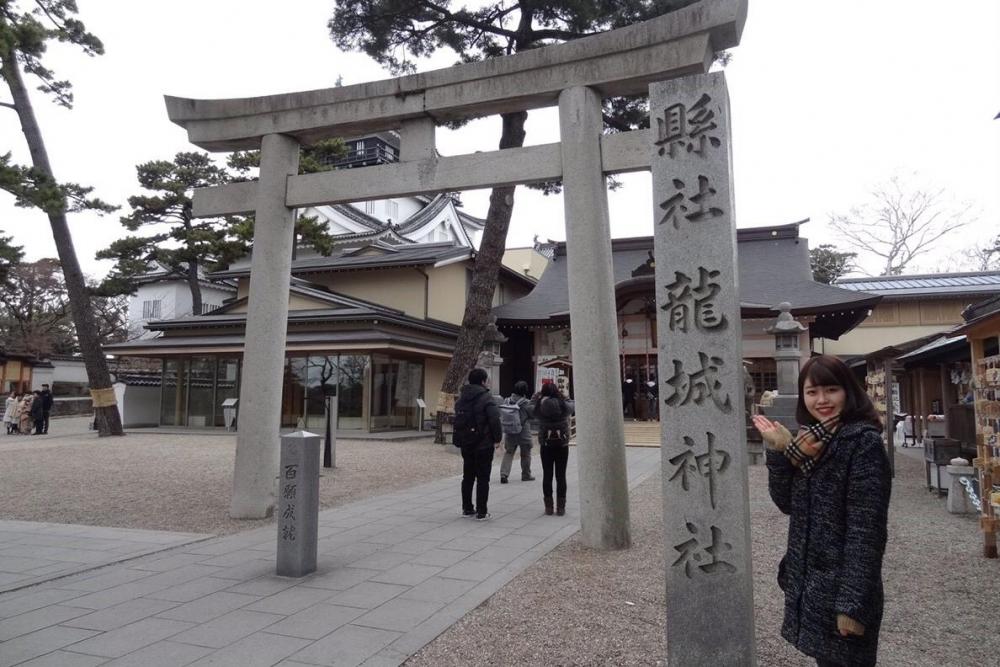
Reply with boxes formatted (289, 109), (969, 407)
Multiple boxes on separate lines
(452, 368), (503, 520)
(532, 381), (574, 516)
(498, 380), (535, 484)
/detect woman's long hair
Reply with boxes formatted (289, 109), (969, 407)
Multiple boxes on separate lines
(539, 382), (562, 399)
(795, 355), (882, 428)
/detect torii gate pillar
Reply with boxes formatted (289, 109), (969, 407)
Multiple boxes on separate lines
(560, 86), (632, 549)
(230, 133), (300, 518)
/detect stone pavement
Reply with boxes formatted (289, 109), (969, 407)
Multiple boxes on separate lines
(0, 447), (660, 667)
(0, 522), (210, 594)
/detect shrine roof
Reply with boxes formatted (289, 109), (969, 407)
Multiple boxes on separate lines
(492, 223), (881, 340)
(836, 271), (1000, 298)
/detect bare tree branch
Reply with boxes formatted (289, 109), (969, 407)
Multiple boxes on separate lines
(829, 175), (974, 275)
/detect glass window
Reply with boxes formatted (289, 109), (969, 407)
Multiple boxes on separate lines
(281, 357), (309, 428)
(305, 355), (339, 431)
(160, 359), (187, 426)
(143, 300), (162, 319)
(187, 357), (215, 428)
(337, 355), (369, 430)
(370, 354), (423, 431)
(214, 358), (240, 427)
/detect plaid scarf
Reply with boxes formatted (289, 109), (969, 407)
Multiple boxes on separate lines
(784, 416), (839, 476)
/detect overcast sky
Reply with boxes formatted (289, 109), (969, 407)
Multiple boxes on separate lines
(2, 0), (997, 280)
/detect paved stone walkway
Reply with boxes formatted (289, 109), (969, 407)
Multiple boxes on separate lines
(0, 448), (660, 667)
(0, 523), (210, 594)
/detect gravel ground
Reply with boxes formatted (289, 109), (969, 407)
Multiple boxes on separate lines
(407, 447), (1000, 666)
(0, 419), (458, 536)
(3, 421), (998, 664)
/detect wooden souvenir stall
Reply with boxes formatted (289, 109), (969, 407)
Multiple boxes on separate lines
(954, 302), (1000, 558)
(864, 352), (897, 476)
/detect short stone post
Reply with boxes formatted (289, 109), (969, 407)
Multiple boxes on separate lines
(276, 431), (320, 577)
(651, 72), (756, 664)
(559, 85), (631, 550)
(230, 133), (300, 519)
(946, 458), (974, 514)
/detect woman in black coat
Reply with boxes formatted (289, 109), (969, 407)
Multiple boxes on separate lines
(531, 382), (574, 516)
(753, 355), (891, 667)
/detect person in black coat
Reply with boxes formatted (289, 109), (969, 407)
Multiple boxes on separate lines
(454, 368), (502, 521)
(531, 382), (575, 516)
(40, 383), (53, 434)
(753, 355), (891, 667)
(29, 390), (46, 435)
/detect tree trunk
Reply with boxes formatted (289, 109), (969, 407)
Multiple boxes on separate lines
(434, 110), (527, 443)
(186, 259), (203, 316)
(2, 50), (123, 436)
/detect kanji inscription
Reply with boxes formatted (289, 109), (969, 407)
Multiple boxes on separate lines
(654, 93), (721, 158)
(658, 176), (725, 228)
(671, 521), (737, 578)
(666, 431), (731, 509)
(664, 352), (732, 413)
(662, 267), (727, 332)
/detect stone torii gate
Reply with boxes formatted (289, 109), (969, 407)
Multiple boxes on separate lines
(166, 1), (753, 661)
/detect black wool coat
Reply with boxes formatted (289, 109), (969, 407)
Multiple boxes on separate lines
(766, 421), (892, 667)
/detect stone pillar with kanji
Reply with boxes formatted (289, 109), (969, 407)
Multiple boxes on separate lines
(651, 72), (757, 665)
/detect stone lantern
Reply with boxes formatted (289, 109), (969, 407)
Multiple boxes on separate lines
(477, 317), (508, 390)
(762, 302), (806, 431)
(765, 302), (806, 395)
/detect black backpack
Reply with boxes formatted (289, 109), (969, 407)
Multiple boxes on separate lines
(539, 397), (568, 446)
(452, 398), (482, 448)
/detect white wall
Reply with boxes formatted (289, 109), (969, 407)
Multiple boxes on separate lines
(121, 385), (160, 428)
(52, 359), (88, 385)
(128, 281), (234, 338)
(31, 366), (54, 390)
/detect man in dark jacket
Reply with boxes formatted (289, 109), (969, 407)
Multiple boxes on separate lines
(30, 390), (45, 435)
(40, 384), (53, 434)
(454, 368), (502, 520)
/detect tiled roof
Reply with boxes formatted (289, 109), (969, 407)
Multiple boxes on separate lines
(493, 224), (881, 340)
(209, 243), (471, 278)
(836, 271), (1000, 297)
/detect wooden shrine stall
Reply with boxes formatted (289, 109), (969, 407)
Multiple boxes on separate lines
(952, 295), (1000, 558)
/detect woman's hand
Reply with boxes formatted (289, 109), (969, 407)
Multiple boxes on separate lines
(751, 415), (792, 451)
(836, 613), (865, 637)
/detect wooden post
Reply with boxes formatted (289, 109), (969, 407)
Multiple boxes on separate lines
(970, 337), (998, 558)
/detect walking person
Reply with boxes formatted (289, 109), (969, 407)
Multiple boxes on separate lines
(645, 375), (659, 421)
(533, 382), (574, 516)
(752, 355), (891, 667)
(3, 391), (16, 434)
(29, 390), (45, 435)
(621, 376), (637, 420)
(452, 368), (502, 521)
(499, 380), (535, 484)
(39, 383), (53, 434)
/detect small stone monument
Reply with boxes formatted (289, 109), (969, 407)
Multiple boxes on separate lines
(276, 431), (320, 577)
(651, 72), (756, 665)
(946, 458), (975, 514)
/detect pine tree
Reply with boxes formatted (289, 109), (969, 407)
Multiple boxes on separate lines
(1, 1), (123, 435)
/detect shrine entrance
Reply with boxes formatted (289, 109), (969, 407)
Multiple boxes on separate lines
(163, 1), (754, 662)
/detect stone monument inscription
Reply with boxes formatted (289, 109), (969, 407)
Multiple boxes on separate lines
(276, 431), (320, 578)
(652, 72), (756, 665)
